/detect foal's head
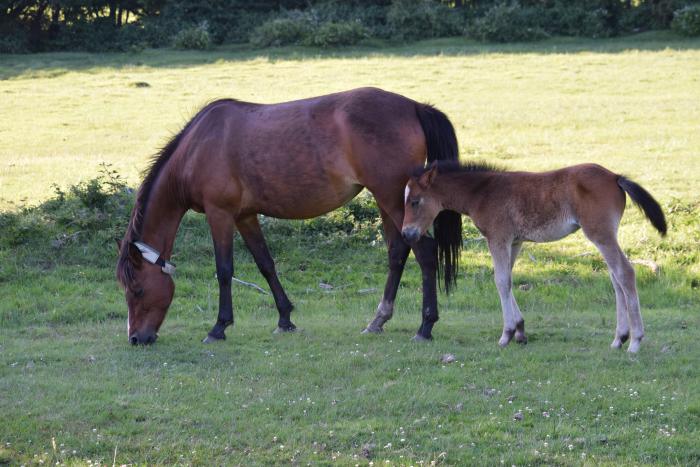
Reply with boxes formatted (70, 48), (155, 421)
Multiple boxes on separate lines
(117, 241), (175, 345)
(402, 163), (443, 243)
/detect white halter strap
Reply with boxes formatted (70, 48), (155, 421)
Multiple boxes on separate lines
(133, 241), (176, 275)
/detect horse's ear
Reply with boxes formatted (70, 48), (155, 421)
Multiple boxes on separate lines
(418, 164), (438, 189)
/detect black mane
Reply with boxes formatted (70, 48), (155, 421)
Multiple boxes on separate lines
(412, 160), (504, 179)
(116, 99), (234, 289)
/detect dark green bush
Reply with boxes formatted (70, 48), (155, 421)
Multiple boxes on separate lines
(0, 23), (29, 53)
(672, 4), (700, 36)
(387, 0), (464, 40)
(471, 2), (548, 43)
(250, 13), (315, 47)
(173, 22), (212, 50)
(305, 21), (367, 47)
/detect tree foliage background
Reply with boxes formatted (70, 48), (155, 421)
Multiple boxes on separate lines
(1, 0), (698, 53)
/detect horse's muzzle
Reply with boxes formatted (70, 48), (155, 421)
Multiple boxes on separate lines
(129, 332), (157, 345)
(402, 226), (421, 244)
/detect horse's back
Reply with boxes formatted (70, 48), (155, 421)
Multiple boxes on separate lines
(179, 88), (426, 219)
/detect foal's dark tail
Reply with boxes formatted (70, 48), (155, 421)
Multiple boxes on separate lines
(416, 103), (463, 293)
(617, 176), (667, 236)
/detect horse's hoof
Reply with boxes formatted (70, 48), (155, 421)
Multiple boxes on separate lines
(411, 333), (432, 342)
(203, 334), (225, 344)
(273, 325), (297, 334)
(362, 325), (383, 334)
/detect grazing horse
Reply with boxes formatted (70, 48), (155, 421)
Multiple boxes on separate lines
(401, 161), (667, 353)
(116, 87), (462, 345)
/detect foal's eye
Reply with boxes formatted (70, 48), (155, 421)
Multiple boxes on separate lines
(410, 199), (420, 208)
(133, 288), (145, 298)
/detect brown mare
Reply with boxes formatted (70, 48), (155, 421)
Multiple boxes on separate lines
(116, 87), (462, 345)
(402, 161), (667, 353)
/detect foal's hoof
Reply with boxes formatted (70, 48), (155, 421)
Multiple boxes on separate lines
(610, 338), (623, 349)
(515, 335), (528, 345)
(362, 325), (384, 334)
(203, 334), (225, 344)
(411, 333), (432, 342)
(627, 340), (642, 354)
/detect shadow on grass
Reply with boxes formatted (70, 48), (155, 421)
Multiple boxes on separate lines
(1, 31), (699, 81)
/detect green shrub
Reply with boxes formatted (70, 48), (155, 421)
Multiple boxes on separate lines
(173, 22), (212, 50)
(305, 21), (367, 47)
(249, 13), (314, 47)
(387, 0), (464, 41)
(672, 4), (700, 36)
(472, 2), (548, 43)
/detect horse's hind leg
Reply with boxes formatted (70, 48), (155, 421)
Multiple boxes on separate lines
(588, 234), (644, 353)
(236, 215), (296, 332)
(608, 271), (630, 349)
(363, 208), (410, 333)
(204, 207), (235, 343)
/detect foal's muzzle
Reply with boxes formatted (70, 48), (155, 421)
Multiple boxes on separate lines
(402, 226), (421, 244)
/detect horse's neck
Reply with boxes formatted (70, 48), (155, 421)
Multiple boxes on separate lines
(139, 175), (187, 259)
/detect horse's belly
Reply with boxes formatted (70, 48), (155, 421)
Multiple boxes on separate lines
(254, 183), (363, 219)
(523, 219), (580, 243)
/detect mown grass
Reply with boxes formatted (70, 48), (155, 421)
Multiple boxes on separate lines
(1, 33), (699, 465)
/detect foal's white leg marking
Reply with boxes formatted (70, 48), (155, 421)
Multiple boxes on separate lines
(363, 299), (394, 333)
(593, 240), (644, 353)
(488, 240), (518, 347)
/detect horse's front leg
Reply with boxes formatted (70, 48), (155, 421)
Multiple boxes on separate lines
(203, 207), (235, 343)
(487, 239), (518, 347)
(363, 208), (410, 333)
(236, 215), (296, 333)
(412, 235), (439, 341)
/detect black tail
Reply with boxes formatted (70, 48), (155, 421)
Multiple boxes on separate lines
(617, 176), (667, 236)
(416, 103), (462, 293)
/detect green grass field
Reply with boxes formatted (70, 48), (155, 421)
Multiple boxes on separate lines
(1, 33), (699, 465)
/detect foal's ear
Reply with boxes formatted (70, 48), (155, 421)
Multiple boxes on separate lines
(115, 238), (122, 251)
(418, 164), (438, 189)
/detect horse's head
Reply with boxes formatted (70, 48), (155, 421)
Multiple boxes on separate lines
(116, 240), (175, 345)
(402, 163), (443, 243)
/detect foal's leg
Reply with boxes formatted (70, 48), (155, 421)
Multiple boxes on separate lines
(487, 239), (519, 347)
(608, 272), (630, 349)
(589, 236), (644, 353)
(509, 242), (527, 344)
(236, 215), (296, 333)
(363, 208), (410, 333)
(204, 207), (235, 343)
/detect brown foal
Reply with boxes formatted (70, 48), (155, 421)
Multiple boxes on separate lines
(117, 88), (463, 345)
(402, 161), (667, 353)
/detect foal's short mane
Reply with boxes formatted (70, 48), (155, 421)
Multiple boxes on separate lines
(412, 160), (504, 178)
(116, 99), (236, 289)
